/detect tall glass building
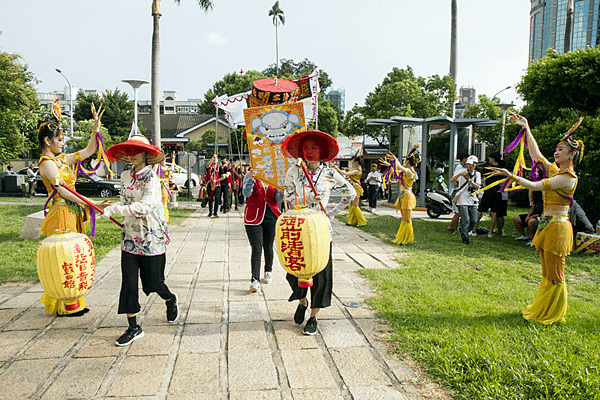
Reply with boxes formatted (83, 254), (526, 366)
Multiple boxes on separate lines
(529, 0), (600, 63)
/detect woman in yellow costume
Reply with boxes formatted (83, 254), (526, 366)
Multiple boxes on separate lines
(492, 113), (584, 324)
(381, 148), (419, 244)
(334, 158), (366, 226)
(37, 101), (110, 316)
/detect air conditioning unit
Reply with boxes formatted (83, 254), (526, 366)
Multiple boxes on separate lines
(473, 142), (486, 163)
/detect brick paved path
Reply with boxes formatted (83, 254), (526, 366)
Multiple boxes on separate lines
(0, 208), (448, 400)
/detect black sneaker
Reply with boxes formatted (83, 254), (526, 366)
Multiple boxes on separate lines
(207, 213), (212, 217)
(462, 239), (471, 245)
(115, 325), (144, 346)
(303, 317), (317, 335)
(166, 293), (179, 323)
(294, 302), (308, 325)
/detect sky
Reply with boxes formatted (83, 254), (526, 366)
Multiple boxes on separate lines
(1, 0), (530, 111)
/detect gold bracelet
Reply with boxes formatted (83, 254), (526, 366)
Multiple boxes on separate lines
(509, 173), (517, 182)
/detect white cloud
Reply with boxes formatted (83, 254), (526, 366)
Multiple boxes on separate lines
(207, 33), (227, 46)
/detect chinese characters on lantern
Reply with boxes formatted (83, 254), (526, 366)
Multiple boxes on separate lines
(61, 237), (95, 291)
(279, 215), (306, 272)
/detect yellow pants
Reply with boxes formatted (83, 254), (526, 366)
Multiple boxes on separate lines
(393, 208), (414, 244)
(347, 205), (366, 226)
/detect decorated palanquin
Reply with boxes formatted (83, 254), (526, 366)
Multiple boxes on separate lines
(37, 230), (96, 308)
(248, 78), (299, 108)
(573, 232), (600, 255)
(275, 208), (330, 287)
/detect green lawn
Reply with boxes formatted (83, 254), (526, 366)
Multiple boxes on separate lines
(0, 203), (196, 285)
(351, 209), (600, 399)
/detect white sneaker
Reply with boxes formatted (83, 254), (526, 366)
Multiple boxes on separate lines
(263, 271), (272, 284)
(515, 236), (529, 241)
(468, 231), (477, 237)
(488, 232), (494, 238)
(250, 279), (260, 292)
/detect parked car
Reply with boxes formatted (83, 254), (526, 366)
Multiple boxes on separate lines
(75, 174), (120, 197)
(16, 166), (46, 195)
(167, 163), (199, 189)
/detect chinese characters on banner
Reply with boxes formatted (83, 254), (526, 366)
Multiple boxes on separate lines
(243, 103), (306, 190)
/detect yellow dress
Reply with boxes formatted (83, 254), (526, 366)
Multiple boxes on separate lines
(393, 168), (416, 244)
(523, 164), (577, 324)
(38, 154), (89, 315)
(347, 167), (366, 226)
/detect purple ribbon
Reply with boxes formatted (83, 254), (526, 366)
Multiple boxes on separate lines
(157, 166), (173, 199)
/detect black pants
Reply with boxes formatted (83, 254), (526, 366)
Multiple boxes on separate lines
(286, 242), (333, 309)
(118, 251), (173, 314)
(208, 186), (221, 215)
(368, 185), (379, 209)
(221, 186), (229, 212)
(244, 209), (277, 281)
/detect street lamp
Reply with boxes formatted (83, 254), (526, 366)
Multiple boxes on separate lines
(55, 69), (74, 138)
(491, 85), (511, 100)
(122, 80), (149, 138)
(498, 103), (514, 159)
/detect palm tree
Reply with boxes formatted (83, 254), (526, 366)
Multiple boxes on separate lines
(151, 0), (214, 147)
(268, 1), (285, 84)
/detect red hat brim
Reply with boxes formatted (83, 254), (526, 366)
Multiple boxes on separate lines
(281, 130), (339, 162)
(107, 140), (165, 165)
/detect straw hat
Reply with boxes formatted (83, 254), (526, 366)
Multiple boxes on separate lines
(107, 134), (165, 165)
(281, 130), (339, 162)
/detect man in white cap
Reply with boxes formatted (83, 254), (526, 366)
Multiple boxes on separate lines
(453, 155), (481, 244)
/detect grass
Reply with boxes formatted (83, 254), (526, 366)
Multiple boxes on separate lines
(348, 207), (600, 399)
(0, 203), (196, 285)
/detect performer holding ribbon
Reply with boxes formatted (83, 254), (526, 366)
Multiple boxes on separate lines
(37, 100), (110, 316)
(491, 113), (584, 324)
(334, 157), (366, 226)
(282, 130), (356, 335)
(380, 146), (419, 244)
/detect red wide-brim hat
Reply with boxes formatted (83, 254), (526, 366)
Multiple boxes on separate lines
(107, 134), (165, 165)
(281, 130), (339, 162)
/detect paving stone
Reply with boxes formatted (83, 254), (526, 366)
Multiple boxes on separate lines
(52, 307), (103, 329)
(0, 308), (24, 326)
(21, 328), (84, 359)
(229, 301), (268, 323)
(3, 307), (53, 331)
(228, 349), (279, 391)
(191, 286), (223, 303)
(9, 290), (45, 306)
(318, 319), (366, 348)
(0, 358), (58, 400)
(82, 289), (117, 306)
(348, 385), (406, 400)
(280, 349), (337, 389)
(185, 302), (222, 324)
(313, 304), (345, 320)
(262, 284), (293, 301)
(167, 393), (219, 400)
(107, 355), (168, 397)
(25, 283), (44, 293)
(347, 253), (387, 269)
(0, 293), (13, 305)
(41, 356), (115, 400)
(290, 388), (344, 400)
(128, 324), (177, 355)
(99, 304), (127, 328)
(228, 281), (263, 301)
(0, 329), (38, 361)
(165, 274), (194, 288)
(179, 323), (221, 353)
(230, 390), (282, 400)
(272, 321), (318, 350)
(266, 300), (296, 321)
(339, 301), (376, 319)
(169, 353), (220, 394)
(75, 327), (124, 357)
(171, 262), (199, 274)
(228, 320), (269, 350)
(329, 347), (391, 387)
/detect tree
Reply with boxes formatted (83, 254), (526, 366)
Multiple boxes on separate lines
(75, 89), (136, 143)
(268, 1), (285, 80)
(0, 52), (39, 166)
(462, 94), (516, 150)
(198, 70), (267, 114)
(263, 58), (332, 93)
(151, 0), (214, 147)
(311, 97), (338, 136)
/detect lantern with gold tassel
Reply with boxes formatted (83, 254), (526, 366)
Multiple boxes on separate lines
(276, 207), (330, 287)
(36, 229), (96, 306)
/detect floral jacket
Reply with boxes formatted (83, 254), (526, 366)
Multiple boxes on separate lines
(103, 166), (169, 255)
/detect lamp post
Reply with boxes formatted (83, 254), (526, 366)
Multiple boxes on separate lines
(498, 103), (514, 159)
(491, 85), (511, 100)
(55, 69), (74, 138)
(122, 80), (149, 137)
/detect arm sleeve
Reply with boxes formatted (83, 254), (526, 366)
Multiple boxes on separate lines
(104, 175), (158, 218)
(242, 173), (255, 197)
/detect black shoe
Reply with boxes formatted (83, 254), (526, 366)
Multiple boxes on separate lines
(166, 293), (179, 323)
(115, 325), (144, 346)
(207, 213), (212, 217)
(462, 239), (471, 245)
(59, 307), (90, 317)
(294, 302), (308, 325)
(303, 317), (317, 335)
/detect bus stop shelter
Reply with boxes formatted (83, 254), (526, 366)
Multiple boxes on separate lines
(366, 116), (498, 207)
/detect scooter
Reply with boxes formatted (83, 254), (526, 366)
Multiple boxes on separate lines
(425, 166), (453, 218)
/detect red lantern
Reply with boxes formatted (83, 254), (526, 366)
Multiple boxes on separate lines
(36, 229), (95, 304)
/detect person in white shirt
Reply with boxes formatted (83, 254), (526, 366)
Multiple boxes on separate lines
(452, 155), (481, 244)
(447, 153), (469, 233)
(365, 163), (382, 212)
